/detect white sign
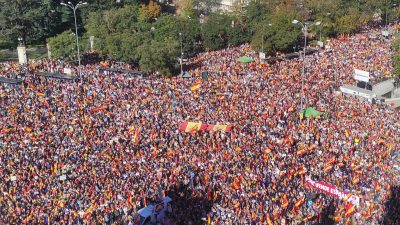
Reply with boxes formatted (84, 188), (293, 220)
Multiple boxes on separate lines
(10, 176), (17, 181)
(259, 52), (266, 60)
(354, 69), (370, 82)
(63, 68), (72, 75)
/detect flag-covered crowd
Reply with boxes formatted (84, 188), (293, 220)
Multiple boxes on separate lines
(0, 25), (400, 225)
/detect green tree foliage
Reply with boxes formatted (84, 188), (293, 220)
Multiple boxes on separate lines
(391, 34), (400, 77)
(85, 5), (141, 57)
(251, 8), (301, 52)
(0, 0), (57, 44)
(202, 13), (230, 50)
(202, 13), (248, 50)
(179, 0), (196, 18)
(153, 15), (202, 57)
(135, 38), (180, 74)
(47, 30), (78, 59)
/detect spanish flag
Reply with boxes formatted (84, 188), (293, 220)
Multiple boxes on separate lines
(83, 204), (95, 219)
(345, 204), (356, 218)
(25, 126), (33, 133)
(132, 128), (140, 144)
(281, 193), (289, 209)
(352, 176), (359, 185)
(184, 122), (202, 133)
(190, 84), (201, 91)
(296, 148), (307, 156)
(150, 129), (155, 141)
(327, 157), (336, 165)
(323, 164), (333, 173)
(127, 125), (135, 135)
(106, 187), (112, 200)
(57, 200), (65, 208)
(91, 105), (107, 113)
(211, 124), (228, 132)
(232, 178), (241, 190)
(127, 193), (134, 206)
(294, 196), (305, 209)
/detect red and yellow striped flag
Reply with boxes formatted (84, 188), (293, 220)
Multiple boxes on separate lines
(190, 84), (201, 91)
(345, 204), (356, 218)
(132, 128), (140, 144)
(91, 105), (107, 113)
(281, 193), (289, 209)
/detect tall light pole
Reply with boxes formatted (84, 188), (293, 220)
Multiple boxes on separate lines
(261, 23), (272, 53)
(61, 1), (87, 83)
(315, 21), (322, 42)
(292, 20), (321, 110)
(179, 32), (183, 75)
(292, 19), (307, 110)
(385, 2), (397, 35)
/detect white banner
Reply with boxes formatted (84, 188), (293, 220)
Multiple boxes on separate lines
(306, 178), (360, 206)
(354, 69), (370, 82)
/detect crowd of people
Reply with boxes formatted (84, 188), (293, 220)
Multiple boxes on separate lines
(0, 25), (399, 225)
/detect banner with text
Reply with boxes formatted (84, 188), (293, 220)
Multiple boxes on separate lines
(305, 178), (360, 206)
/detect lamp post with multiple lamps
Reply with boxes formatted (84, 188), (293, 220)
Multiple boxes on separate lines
(292, 19), (321, 110)
(60, 1), (87, 83)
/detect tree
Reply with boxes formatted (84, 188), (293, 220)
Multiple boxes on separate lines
(202, 13), (232, 50)
(179, 0), (196, 18)
(47, 30), (78, 59)
(139, 1), (161, 22)
(251, 8), (301, 52)
(135, 38), (180, 75)
(153, 15), (202, 58)
(84, 5), (141, 57)
(391, 34), (400, 78)
(0, 0), (54, 44)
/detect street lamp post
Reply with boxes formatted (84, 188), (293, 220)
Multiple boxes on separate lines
(61, 1), (87, 83)
(179, 32), (183, 75)
(261, 23), (272, 53)
(292, 19), (307, 110)
(315, 21), (322, 42)
(385, 2), (397, 36)
(292, 20), (321, 110)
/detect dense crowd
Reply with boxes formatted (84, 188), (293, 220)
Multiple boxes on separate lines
(0, 25), (400, 225)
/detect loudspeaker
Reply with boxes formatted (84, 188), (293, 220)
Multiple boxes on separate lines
(201, 71), (208, 80)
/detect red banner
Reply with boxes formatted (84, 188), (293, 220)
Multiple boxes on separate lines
(305, 178), (360, 206)
(178, 122), (232, 133)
